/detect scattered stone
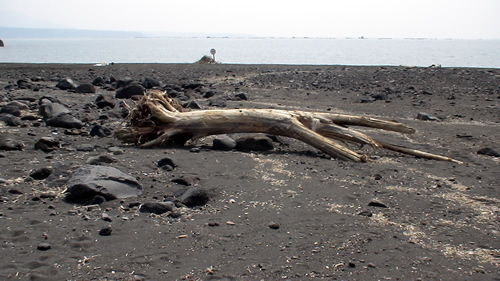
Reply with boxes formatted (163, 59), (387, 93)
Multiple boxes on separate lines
(65, 165), (142, 203)
(34, 137), (60, 152)
(235, 92), (249, 100)
(183, 82), (205, 90)
(46, 113), (83, 129)
(171, 176), (200, 186)
(115, 78), (134, 89)
(477, 147), (500, 157)
(141, 77), (161, 89)
(0, 114), (22, 126)
(76, 144), (96, 152)
(208, 99), (227, 107)
(0, 105), (22, 116)
(86, 155), (116, 165)
(208, 221), (220, 227)
(184, 100), (202, 109)
(89, 124), (112, 137)
(76, 83), (96, 93)
(371, 93), (388, 101)
(416, 112), (440, 121)
(139, 202), (175, 214)
(213, 135), (236, 151)
(115, 84), (145, 99)
(37, 242), (52, 251)
(268, 222), (280, 229)
(358, 210), (373, 217)
(158, 157), (176, 171)
(101, 213), (113, 222)
(0, 134), (24, 151)
(56, 78), (77, 90)
(203, 91), (215, 98)
(38, 99), (71, 119)
(99, 226), (112, 236)
(235, 135), (274, 151)
(178, 187), (210, 207)
(368, 201), (388, 208)
(95, 94), (115, 108)
(29, 167), (53, 180)
(92, 77), (106, 86)
(17, 78), (33, 89)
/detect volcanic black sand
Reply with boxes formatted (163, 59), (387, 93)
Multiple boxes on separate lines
(0, 63), (498, 280)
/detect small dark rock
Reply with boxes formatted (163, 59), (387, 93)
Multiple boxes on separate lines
(0, 105), (22, 116)
(235, 92), (249, 100)
(139, 202), (175, 214)
(268, 222), (280, 229)
(90, 124), (112, 137)
(235, 135), (274, 151)
(76, 83), (96, 93)
(477, 147), (500, 157)
(76, 144), (96, 152)
(213, 135), (236, 151)
(95, 94), (115, 108)
(141, 77), (161, 89)
(416, 112), (440, 121)
(38, 99), (70, 120)
(203, 91), (215, 98)
(86, 155), (116, 165)
(90, 195), (107, 205)
(34, 137), (60, 152)
(171, 176), (200, 186)
(30, 167), (53, 180)
(368, 201), (388, 208)
(0, 134), (24, 151)
(358, 210), (373, 217)
(183, 82), (205, 90)
(99, 226), (112, 236)
(46, 113), (83, 129)
(56, 78), (77, 90)
(92, 77), (106, 86)
(37, 242), (52, 251)
(158, 157), (176, 171)
(8, 189), (23, 195)
(115, 84), (145, 99)
(179, 187), (210, 207)
(101, 213), (113, 222)
(208, 99), (227, 107)
(184, 100), (202, 109)
(115, 78), (134, 89)
(0, 114), (22, 126)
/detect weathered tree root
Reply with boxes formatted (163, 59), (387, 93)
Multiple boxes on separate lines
(115, 90), (462, 164)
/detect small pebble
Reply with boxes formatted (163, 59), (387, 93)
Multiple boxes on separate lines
(268, 222), (280, 229)
(99, 226), (112, 236)
(37, 242), (52, 251)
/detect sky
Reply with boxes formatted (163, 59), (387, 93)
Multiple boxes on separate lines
(1, 0), (499, 39)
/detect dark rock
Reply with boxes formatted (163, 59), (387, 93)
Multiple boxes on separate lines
(89, 124), (112, 137)
(203, 90), (215, 98)
(29, 167), (53, 180)
(208, 99), (227, 107)
(115, 84), (145, 99)
(213, 135), (236, 151)
(178, 187), (210, 207)
(0, 114), (22, 126)
(76, 144), (96, 152)
(358, 210), (373, 217)
(0, 134), (24, 150)
(34, 137), (60, 152)
(416, 112), (440, 121)
(65, 165), (142, 203)
(6, 101), (29, 111)
(37, 243), (52, 251)
(158, 157), (176, 171)
(92, 77), (106, 86)
(46, 113), (83, 129)
(235, 92), (249, 100)
(17, 78), (33, 89)
(141, 77), (161, 89)
(38, 100), (70, 120)
(56, 78), (77, 90)
(76, 83), (96, 93)
(371, 93), (388, 101)
(8, 189), (23, 195)
(183, 82), (205, 89)
(368, 201), (388, 208)
(101, 213), (113, 222)
(115, 78), (134, 89)
(0, 105), (21, 116)
(43, 162), (72, 187)
(171, 176), (200, 186)
(268, 222), (280, 229)
(184, 100), (202, 109)
(86, 155), (116, 165)
(95, 94), (115, 108)
(90, 195), (106, 205)
(477, 147), (500, 157)
(235, 135), (274, 151)
(99, 226), (112, 236)
(139, 202), (175, 214)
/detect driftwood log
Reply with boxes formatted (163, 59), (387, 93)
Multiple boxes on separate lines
(115, 90), (462, 163)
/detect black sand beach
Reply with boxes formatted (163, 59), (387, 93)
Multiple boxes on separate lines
(0, 63), (499, 280)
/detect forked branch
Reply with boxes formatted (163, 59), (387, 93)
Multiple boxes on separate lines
(115, 90), (462, 164)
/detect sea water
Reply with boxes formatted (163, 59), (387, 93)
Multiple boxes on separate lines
(0, 37), (499, 68)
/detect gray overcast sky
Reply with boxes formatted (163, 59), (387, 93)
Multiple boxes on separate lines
(1, 0), (499, 39)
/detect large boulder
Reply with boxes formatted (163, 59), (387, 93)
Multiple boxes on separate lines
(56, 78), (77, 90)
(65, 165), (142, 203)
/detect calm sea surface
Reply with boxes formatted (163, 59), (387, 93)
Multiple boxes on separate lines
(0, 37), (499, 68)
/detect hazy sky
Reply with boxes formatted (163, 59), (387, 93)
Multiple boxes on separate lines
(1, 0), (499, 39)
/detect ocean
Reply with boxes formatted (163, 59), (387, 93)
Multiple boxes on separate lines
(0, 37), (499, 68)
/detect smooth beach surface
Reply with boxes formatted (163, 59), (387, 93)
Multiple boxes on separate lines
(0, 63), (499, 280)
